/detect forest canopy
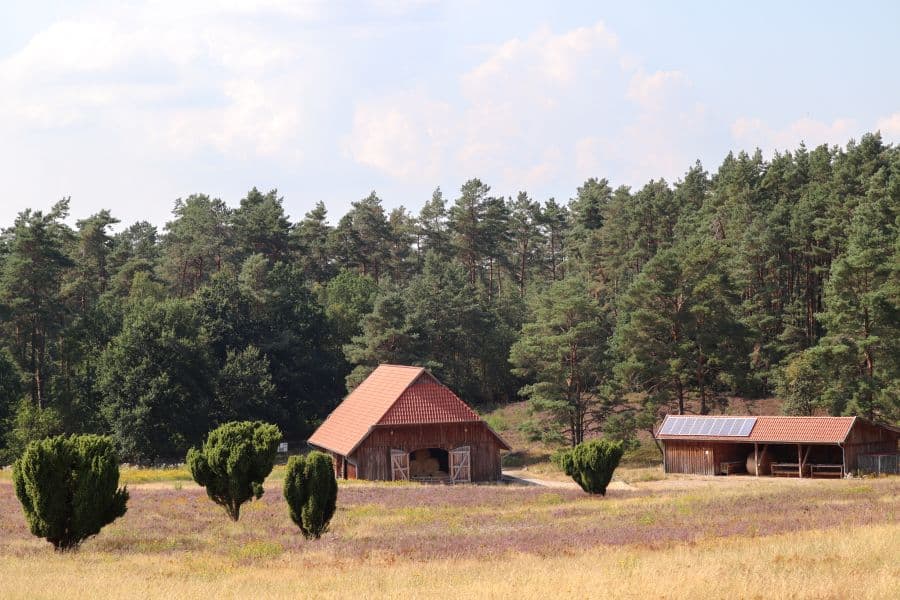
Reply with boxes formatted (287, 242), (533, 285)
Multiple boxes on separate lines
(1, 133), (898, 461)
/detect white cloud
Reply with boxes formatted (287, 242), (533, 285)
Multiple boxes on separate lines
(0, 4), (328, 159)
(876, 113), (900, 139)
(348, 21), (636, 190)
(731, 116), (859, 152)
(626, 69), (688, 110)
(348, 20), (713, 192)
(346, 90), (453, 179)
(462, 22), (618, 91)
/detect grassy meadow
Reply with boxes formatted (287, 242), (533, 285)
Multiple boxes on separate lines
(0, 467), (897, 599)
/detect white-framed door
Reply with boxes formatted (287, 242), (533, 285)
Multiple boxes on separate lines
(391, 449), (409, 481)
(450, 446), (471, 483)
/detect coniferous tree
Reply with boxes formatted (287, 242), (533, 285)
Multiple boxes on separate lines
(0, 200), (73, 409)
(231, 187), (292, 263)
(417, 187), (451, 262)
(814, 191), (899, 421)
(292, 201), (334, 283)
(161, 195), (233, 295)
(510, 276), (614, 445)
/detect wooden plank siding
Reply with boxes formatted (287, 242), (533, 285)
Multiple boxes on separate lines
(843, 419), (899, 472)
(664, 441), (751, 475)
(350, 422), (503, 482)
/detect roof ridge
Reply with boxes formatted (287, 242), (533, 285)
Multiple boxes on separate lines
(378, 372), (479, 424)
(665, 414), (854, 419)
(308, 364), (427, 456)
(341, 366), (428, 455)
(368, 367), (428, 425)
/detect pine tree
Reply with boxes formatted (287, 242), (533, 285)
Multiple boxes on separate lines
(0, 200), (73, 409)
(292, 202), (334, 283)
(231, 188), (292, 262)
(510, 276), (614, 445)
(814, 190), (899, 421)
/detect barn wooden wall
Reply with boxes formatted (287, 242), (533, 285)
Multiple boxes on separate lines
(664, 441), (752, 475)
(351, 422), (504, 482)
(844, 421), (899, 471)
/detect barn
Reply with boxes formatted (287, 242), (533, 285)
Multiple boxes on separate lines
(308, 364), (510, 482)
(656, 415), (900, 477)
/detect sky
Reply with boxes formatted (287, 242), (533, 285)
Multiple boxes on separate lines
(2, 0), (900, 229)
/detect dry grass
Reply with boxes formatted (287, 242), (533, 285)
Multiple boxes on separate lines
(0, 524), (895, 599)
(0, 472), (897, 599)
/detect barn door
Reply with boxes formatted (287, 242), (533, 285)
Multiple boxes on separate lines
(701, 447), (714, 476)
(390, 449), (409, 481)
(450, 446), (471, 483)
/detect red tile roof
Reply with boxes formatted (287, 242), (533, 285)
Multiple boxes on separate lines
(656, 415), (857, 444)
(308, 365), (424, 456)
(308, 364), (509, 455)
(379, 379), (482, 425)
(747, 416), (856, 443)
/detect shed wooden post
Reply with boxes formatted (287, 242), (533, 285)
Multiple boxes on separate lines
(797, 444), (802, 478)
(754, 443), (758, 477)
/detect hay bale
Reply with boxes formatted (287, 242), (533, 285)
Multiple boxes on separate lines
(410, 450), (443, 477)
(746, 451), (772, 476)
(421, 458), (440, 476)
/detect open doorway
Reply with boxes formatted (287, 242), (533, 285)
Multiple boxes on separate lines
(409, 448), (449, 479)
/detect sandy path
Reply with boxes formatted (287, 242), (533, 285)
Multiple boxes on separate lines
(502, 470), (637, 491)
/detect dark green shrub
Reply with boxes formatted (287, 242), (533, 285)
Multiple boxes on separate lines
(186, 421), (281, 521)
(555, 439), (624, 495)
(283, 451), (337, 539)
(12, 434), (128, 551)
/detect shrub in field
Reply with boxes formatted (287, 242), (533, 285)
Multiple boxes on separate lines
(186, 421), (281, 521)
(283, 451), (337, 539)
(553, 439), (624, 495)
(12, 434), (128, 551)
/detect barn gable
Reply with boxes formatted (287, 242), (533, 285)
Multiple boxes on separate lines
(379, 378), (482, 425)
(307, 364), (423, 456)
(308, 364), (510, 458)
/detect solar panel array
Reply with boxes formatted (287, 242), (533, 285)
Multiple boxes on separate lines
(659, 416), (756, 437)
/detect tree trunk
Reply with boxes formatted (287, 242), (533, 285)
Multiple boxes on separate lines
(675, 379), (685, 415)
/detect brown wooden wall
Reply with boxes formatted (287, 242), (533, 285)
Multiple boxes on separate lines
(350, 422), (504, 481)
(844, 421), (899, 471)
(664, 441), (753, 475)
(664, 420), (900, 475)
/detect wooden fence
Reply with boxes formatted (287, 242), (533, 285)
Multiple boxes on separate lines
(857, 453), (900, 475)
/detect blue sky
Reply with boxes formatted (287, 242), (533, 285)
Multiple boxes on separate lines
(2, 1), (899, 229)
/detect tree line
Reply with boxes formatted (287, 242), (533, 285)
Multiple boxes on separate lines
(1, 133), (897, 459)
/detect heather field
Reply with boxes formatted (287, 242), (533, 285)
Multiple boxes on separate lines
(0, 473), (897, 599)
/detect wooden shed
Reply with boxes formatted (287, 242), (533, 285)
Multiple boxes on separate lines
(656, 415), (900, 477)
(308, 364), (510, 482)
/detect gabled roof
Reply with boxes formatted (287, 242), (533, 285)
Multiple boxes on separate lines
(308, 364), (509, 455)
(308, 364), (423, 456)
(380, 379), (482, 425)
(656, 415), (857, 444)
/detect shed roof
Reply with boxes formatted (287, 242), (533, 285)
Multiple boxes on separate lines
(308, 364), (509, 456)
(656, 415), (858, 444)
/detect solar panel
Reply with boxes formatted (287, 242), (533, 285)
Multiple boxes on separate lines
(659, 416), (756, 437)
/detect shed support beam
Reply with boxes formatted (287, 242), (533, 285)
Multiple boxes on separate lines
(797, 445), (802, 478)
(754, 443), (758, 477)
